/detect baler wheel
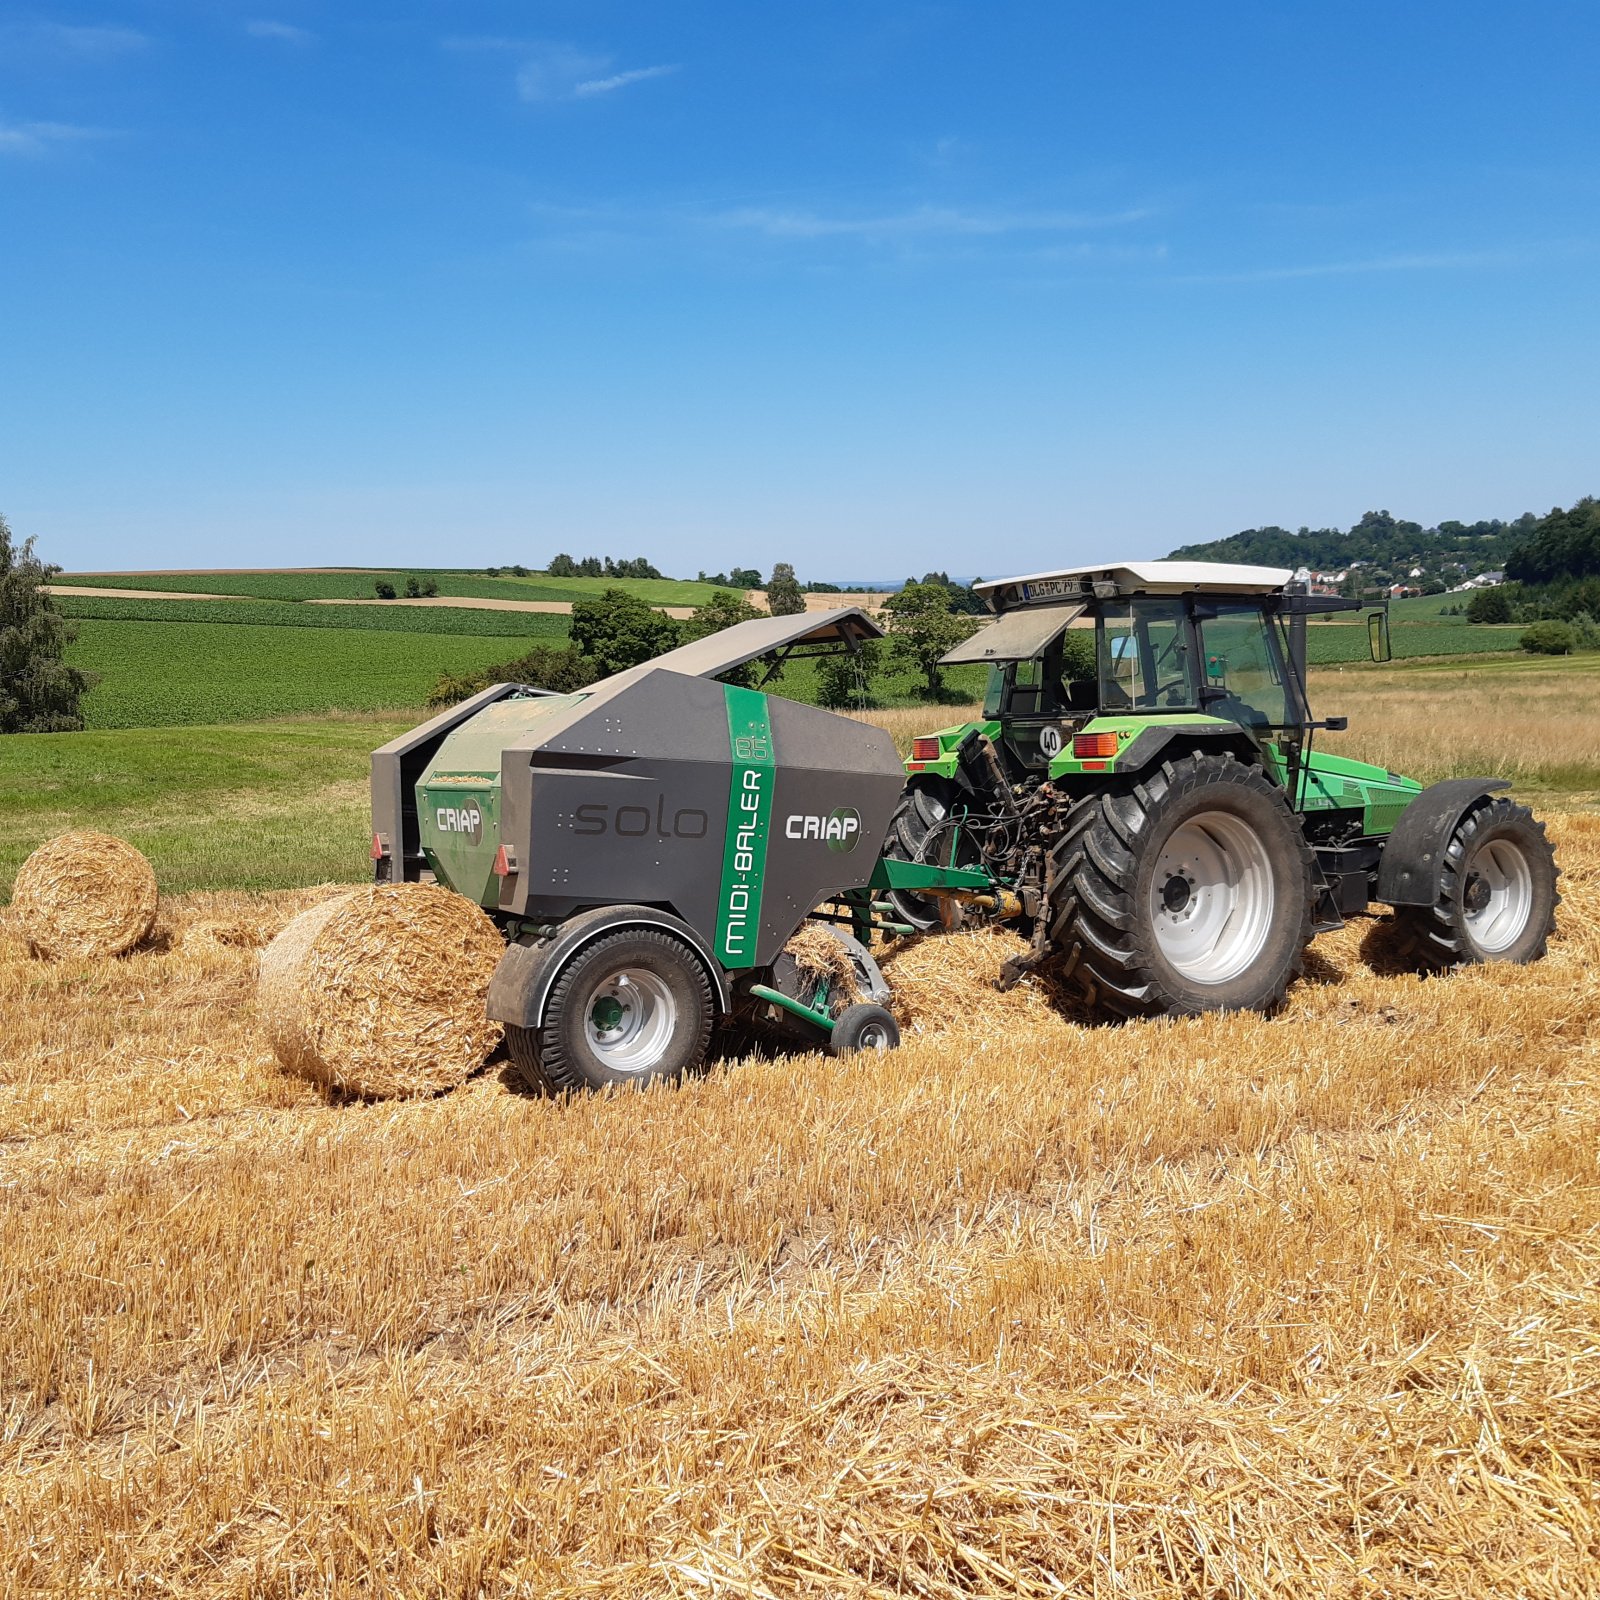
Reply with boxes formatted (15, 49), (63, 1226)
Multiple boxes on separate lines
(828, 1003), (901, 1056)
(507, 928), (713, 1094)
(1391, 797), (1559, 969)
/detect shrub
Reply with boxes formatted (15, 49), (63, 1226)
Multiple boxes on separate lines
(1520, 620), (1574, 656)
(374, 580), (397, 600)
(426, 644), (598, 708)
(1466, 586), (1513, 623)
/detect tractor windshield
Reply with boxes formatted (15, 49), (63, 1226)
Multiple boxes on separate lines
(1197, 602), (1303, 728)
(1097, 598), (1200, 711)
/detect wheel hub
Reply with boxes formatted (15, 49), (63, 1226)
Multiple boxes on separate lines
(1148, 810), (1276, 985)
(1161, 872), (1195, 915)
(1462, 873), (1491, 915)
(583, 968), (678, 1072)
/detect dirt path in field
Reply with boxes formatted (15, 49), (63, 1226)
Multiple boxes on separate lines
(45, 585), (264, 602)
(305, 596), (701, 618)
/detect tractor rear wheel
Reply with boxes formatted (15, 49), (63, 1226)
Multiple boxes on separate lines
(883, 779), (978, 931)
(1391, 797), (1558, 969)
(506, 928), (714, 1094)
(1046, 750), (1315, 1019)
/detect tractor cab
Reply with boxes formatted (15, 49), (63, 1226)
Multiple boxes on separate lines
(933, 563), (1387, 782)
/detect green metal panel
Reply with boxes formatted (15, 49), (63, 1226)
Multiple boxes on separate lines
(415, 693), (586, 905)
(899, 718), (1002, 780)
(714, 685), (775, 969)
(1045, 714), (1236, 780)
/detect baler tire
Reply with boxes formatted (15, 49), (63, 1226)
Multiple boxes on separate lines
(829, 1003), (901, 1056)
(1046, 750), (1315, 1020)
(1391, 798), (1558, 970)
(514, 928), (714, 1094)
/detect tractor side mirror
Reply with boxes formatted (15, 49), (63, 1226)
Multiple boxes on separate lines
(1324, 716), (1348, 732)
(1368, 611), (1392, 663)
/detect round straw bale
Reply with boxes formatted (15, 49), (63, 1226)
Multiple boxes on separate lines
(257, 883), (505, 1099)
(9, 830), (159, 959)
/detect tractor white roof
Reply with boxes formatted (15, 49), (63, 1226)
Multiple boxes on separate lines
(976, 560), (1293, 607)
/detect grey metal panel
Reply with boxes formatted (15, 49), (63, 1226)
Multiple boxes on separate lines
(630, 607), (883, 682)
(755, 696), (906, 967)
(504, 670), (734, 942)
(939, 601), (1086, 665)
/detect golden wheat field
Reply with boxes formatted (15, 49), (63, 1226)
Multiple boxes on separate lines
(3, 815), (1600, 1593)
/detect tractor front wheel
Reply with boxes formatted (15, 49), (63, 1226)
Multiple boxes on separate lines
(1392, 798), (1558, 969)
(1047, 751), (1316, 1019)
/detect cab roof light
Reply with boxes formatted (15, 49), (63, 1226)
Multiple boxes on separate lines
(1072, 731), (1120, 760)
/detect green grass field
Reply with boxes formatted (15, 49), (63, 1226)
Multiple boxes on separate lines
(67, 621), (529, 729)
(56, 593), (575, 640)
(0, 714), (409, 897)
(58, 569), (727, 607)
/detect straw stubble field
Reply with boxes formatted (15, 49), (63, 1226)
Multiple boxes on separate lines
(2, 815), (1598, 1595)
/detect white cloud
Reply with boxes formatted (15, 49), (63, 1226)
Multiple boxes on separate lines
(572, 64), (678, 98)
(717, 204), (1154, 241)
(0, 120), (104, 156)
(1176, 251), (1525, 285)
(448, 39), (678, 103)
(9, 22), (146, 57)
(246, 21), (315, 45)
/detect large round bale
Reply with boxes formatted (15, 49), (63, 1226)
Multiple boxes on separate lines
(257, 883), (506, 1099)
(9, 831), (160, 959)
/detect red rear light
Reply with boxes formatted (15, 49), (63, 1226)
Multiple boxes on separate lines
(911, 737), (941, 761)
(493, 844), (516, 877)
(370, 832), (388, 861)
(1072, 731), (1120, 760)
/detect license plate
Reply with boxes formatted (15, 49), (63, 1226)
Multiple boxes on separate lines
(1023, 578), (1076, 601)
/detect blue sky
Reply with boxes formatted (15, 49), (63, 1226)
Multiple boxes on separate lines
(1, 2), (1596, 579)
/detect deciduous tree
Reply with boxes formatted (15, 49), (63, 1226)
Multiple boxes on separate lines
(0, 513), (95, 733)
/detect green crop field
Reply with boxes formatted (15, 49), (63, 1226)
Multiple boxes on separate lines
(1306, 622), (1518, 663)
(58, 569), (727, 607)
(55, 594), (575, 640)
(65, 620), (529, 729)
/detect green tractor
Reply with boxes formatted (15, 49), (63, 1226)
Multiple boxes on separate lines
(885, 561), (1559, 1018)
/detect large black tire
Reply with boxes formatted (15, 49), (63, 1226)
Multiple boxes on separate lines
(1391, 797), (1558, 970)
(1046, 750), (1316, 1019)
(505, 929), (714, 1094)
(883, 780), (966, 934)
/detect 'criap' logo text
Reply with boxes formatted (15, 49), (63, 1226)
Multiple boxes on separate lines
(784, 807), (861, 852)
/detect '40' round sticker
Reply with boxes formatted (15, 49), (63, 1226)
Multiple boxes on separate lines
(1039, 725), (1065, 759)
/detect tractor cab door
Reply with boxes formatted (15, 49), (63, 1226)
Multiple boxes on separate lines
(1192, 600), (1306, 736)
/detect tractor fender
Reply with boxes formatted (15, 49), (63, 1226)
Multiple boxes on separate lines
(1107, 721), (1262, 777)
(486, 904), (730, 1031)
(1375, 778), (1511, 906)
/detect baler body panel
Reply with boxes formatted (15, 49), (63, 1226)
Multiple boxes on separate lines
(414, 658), (906, 971)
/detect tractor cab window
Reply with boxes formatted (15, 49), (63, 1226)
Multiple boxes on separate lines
(1097, 598), (1199, 711)
(1197, 602), (1298, 728)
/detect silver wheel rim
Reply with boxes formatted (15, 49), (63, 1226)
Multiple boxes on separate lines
(583, 967), (678, 1074)
(1462, 837), (1534, 954)
(857, 1021), (892, 1051)
(1150, 810), (1276, 984)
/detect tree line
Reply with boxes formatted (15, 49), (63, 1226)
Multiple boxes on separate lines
(428, 578), (984, 710)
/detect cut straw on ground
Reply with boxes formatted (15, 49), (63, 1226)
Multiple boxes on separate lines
(1, 821), (1597, 1594)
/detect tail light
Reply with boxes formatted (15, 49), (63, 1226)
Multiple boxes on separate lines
(493, 844), (518, 877)
(1072, 731), (1120, 759)
(370, 832), (389, 861)
(911, 737), (942, 761)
